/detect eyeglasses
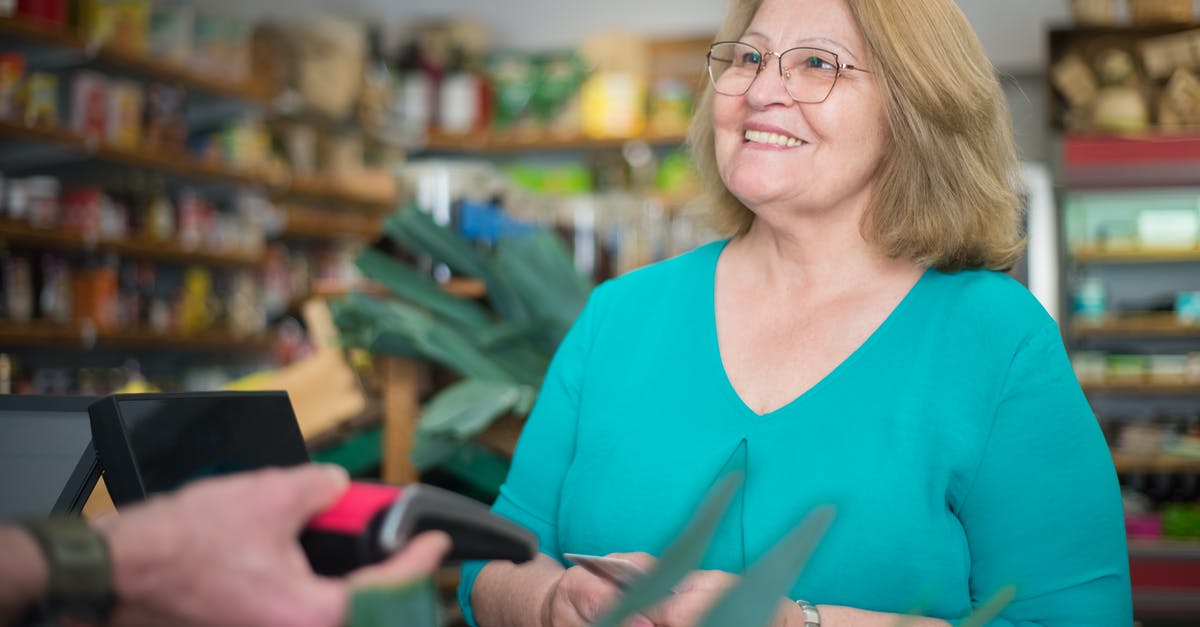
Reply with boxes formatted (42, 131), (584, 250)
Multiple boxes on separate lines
(706, 41), (870, 104)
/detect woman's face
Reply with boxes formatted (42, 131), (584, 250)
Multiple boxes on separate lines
(713, 0), (888, 221)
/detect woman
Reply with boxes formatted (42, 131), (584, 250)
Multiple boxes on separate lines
(460, 0), (1131, 624)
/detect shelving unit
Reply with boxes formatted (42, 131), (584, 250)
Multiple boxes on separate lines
(1113, 451), (1200, 474)
(1073, 313), (1200, 338)
(1050, 26), (1200, 617)
(0, 119), (394, 213)
(0, 320), (272, 352)
(1082, 381), (1200, 396)
(0, 14), (397, 406)
(1071, 247), (1200, 264)
(0, 17), (269, 104)
(0, 217), (264, 267)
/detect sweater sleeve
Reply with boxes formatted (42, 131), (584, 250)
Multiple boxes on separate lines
(457, 283), (608, 626)
(952, 322), (1131, 626)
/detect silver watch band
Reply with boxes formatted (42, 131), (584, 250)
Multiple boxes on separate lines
(795, 599), (821, 627)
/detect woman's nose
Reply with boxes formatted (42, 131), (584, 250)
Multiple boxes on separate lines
(742, 58), (794, 109)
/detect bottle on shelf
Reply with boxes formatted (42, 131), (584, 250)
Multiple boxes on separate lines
(394, 41), (432, 147)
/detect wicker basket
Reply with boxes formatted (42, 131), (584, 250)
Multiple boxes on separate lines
(1128, 0), (1195, 25)
(1070, 0), (1119, 25)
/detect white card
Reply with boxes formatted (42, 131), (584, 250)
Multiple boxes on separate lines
(563, 553), (645, 589)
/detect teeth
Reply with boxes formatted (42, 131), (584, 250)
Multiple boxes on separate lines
(744, 129), (804, 147)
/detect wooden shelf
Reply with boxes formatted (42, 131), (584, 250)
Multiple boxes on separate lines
(280, 207), (382, 240)
(1083, 381), (1200, 395)
(0, 120), (395, 212)
(1073, 313), (1200, 337)
(1072, 246), (1200, 264)
(423, 129), (687, 154)
(1113, 451), (1200, 474)
(0, 17), (268, 103)
(0, 218), (264, 266)
(0, 320), (272, 352)
(283, 177), (396, 213)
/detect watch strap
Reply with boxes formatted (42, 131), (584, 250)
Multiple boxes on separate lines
(20, 517), (113, 624)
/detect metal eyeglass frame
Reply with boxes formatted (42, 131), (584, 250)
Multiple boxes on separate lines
(706, 40), (871, 104)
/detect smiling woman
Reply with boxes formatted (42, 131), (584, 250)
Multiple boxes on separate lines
(693, 0), (1024, 273)
(459, 0), (1131, 625)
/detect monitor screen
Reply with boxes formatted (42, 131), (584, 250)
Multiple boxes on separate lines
(0, 396), (100, 519)
(102, 392), (309, 497)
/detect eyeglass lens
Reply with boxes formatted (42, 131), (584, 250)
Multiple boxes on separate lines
(707, 42), (840, 104)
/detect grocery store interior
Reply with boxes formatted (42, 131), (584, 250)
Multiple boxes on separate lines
(1, 0), (1199, 624)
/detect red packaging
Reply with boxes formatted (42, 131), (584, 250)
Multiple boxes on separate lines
(16, 0), (68, 27)
(60, 186), (104, 234)
(0, 54), (25, 120)
(72, 71), (109, 144)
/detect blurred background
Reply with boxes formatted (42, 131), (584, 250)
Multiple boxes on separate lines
(0, 0), (1199, 623)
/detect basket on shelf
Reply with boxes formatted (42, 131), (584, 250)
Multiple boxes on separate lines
(1071, 0), (1119, 25)
(1128, 0), (1195, 25)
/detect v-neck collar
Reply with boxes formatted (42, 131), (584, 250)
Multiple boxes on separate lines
(701, 239), (932, 420)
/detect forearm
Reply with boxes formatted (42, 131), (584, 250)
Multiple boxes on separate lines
(815, 605), (950, 627)
(0, 527), (50, 625)
(471, 554), (563, 627)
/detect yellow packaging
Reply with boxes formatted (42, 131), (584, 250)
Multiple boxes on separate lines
(107, 80), (142, 149)
(78, 0), (151, 54)
(580, 72), (646, 139)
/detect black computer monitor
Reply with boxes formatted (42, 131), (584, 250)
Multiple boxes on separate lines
(89, 391), (310, 506)
(0, 395), (101, 519)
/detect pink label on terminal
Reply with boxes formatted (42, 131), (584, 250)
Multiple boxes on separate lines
(308, 482), (403, 533)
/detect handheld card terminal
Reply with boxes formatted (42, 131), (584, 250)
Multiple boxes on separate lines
(88, 392), (538, 575)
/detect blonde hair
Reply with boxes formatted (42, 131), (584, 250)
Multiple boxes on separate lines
(688, 0), (1024, 272)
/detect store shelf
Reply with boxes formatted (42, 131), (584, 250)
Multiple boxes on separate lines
(0, 120), (395, 212)
(280, 207), (383, 240)
(423, 129), (688, 154)
(1073, 313), (1200, 337)
(0, 118), (268, 182)
(0, 218), (264, 267)
(1072, 246), (1200, 264)
(1082, 381), (1200, 395)
(1113, 451), (1200, 474)
(1129, 539), (1200, 559)
(0, 17), (269, 104)
(0, 320), (272, 352)
(282, 176), (397, 213)
(1061, 134), (1200, 188)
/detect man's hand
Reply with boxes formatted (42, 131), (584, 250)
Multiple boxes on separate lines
(95, 465), (449, 627)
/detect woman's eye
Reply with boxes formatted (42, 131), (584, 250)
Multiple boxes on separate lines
(740, 52), (762, 66)
(804, 55), (835, 70)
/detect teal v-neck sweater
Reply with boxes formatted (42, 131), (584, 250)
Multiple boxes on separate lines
(459, 240), (1131, 626)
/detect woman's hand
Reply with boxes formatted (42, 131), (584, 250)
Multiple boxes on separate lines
(539, 559), (626, 627)
(622, 554), (800, 627)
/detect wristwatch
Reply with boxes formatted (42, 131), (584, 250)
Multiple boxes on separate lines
(20, 517), (114, 625)
(794, 599), (821, 627)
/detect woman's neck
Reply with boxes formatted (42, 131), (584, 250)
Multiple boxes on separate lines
(725, 212), (920, 299)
